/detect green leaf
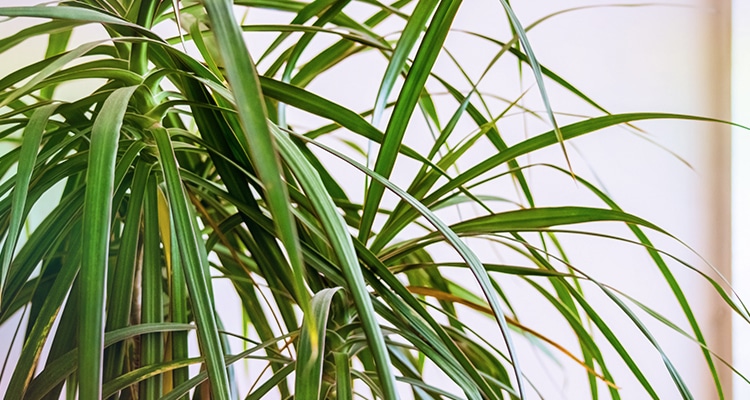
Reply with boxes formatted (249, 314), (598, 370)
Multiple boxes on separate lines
(103, 161), (151, 384)
(449, 206), (664, 235)
(0, 6), (157, 36)
(295, 131), (522, 399)
(334, 352), (353, 400)
(78, 85), (137, 400)
(41, 28), (72, 98)
(274, 127), (400, 399)
(23, 324), (195, 400)
(372, 0), (439, 126)
(359, 0), (461, 244)
(295, 287), (342, 400)
(0, 103), (58, 305)
(278, 0), (351, 127)
(141, 173), (164, 399)
(152, 126), (232, 400)
(494, 0), (569, 171)
(383, 113), (747, 250)
(0, 41), (101, 109)
(202, 0), (312, 320)
(246, 363), (296, 400)
(3, 238), (80, 398)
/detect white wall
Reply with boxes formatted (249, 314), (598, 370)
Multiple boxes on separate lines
(428, 1), (734, 398)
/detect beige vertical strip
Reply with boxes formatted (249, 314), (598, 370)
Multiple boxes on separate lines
(710, 0), (733, 398)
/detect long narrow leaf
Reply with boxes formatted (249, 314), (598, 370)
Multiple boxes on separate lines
(201, 0), (312, 319)
(359, 0), (461, 244)
(0, 103), (58, 305)
(295, 287), (342, 399)
(78, 85), (137, 399)
(274, 127), (400, 398)
(152, 126), (231, 400)
(372, 0), (438, 126)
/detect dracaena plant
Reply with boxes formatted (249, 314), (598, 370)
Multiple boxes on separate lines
(0, 0), (744, 399)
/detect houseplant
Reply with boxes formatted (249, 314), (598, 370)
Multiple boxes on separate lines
(0, 0), (743, 399)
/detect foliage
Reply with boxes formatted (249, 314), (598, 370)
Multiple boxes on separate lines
(0, 0), (743, 399)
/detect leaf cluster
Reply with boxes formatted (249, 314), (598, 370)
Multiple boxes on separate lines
(0, 1), (744, 399)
